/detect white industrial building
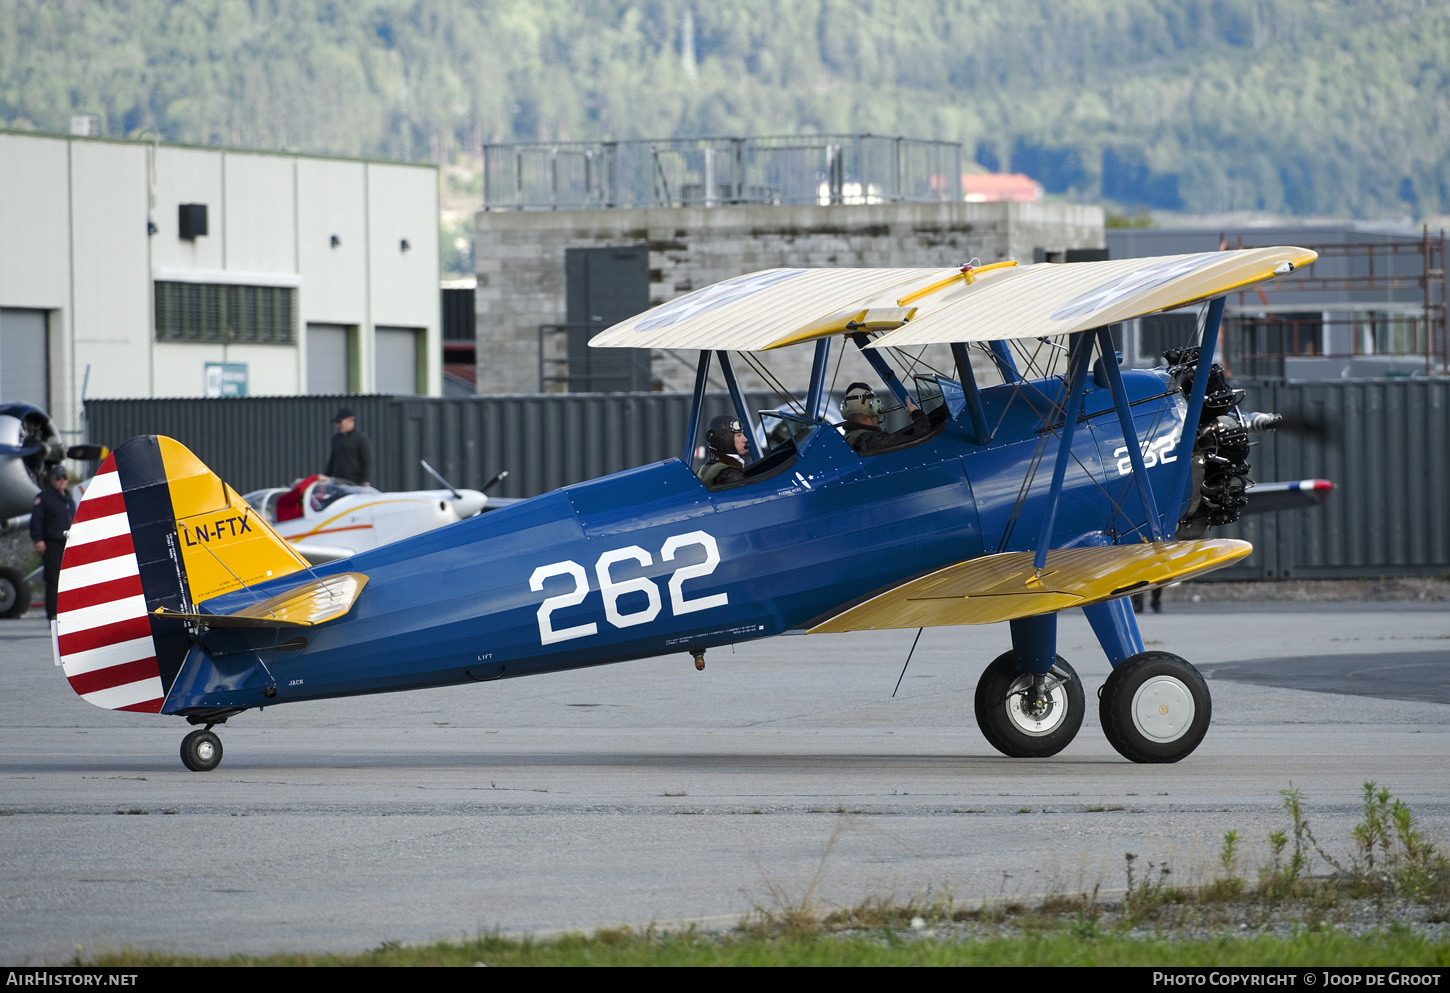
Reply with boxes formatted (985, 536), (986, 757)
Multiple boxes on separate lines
(0, 131), (441, 441)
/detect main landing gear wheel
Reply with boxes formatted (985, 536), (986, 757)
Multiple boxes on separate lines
(974, 652), (1084, 758)
(180, 729), (223, 772)
(0, 566), (29, 619)
(1099, 652), (1211, 764)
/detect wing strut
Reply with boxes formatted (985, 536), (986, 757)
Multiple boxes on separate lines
(1093, 325), (1164, 540)
(1031, 330), (1095, 571)
(806, 338), (832, 420)
(682, 350), (711, 463)
(950, 342), (992, 445)
(1161, 297), (1225, 538)
(849, 332), (915, 410)
(988, 341), (1021, 383)
(716, 351), (762, 460)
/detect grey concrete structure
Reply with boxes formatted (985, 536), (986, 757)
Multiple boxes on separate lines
(475, 201), (1104, 394)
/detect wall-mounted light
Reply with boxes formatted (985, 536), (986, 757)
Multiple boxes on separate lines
(147, 219), (158, 236)
(178, 203), (208, 241)
(400, 238), (411, 252)
(330, 234), (341, 248)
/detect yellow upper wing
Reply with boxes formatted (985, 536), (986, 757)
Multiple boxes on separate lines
(871, 247), (1316, 348)
(587, 248), (1316, 352)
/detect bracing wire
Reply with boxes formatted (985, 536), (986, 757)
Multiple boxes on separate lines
(739, 350), (807, 416)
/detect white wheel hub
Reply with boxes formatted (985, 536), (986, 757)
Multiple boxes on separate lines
(1130, 675), (1195, 742)
(1005, 675), (1068, 737)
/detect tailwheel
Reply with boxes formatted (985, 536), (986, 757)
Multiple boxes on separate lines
(180, 729), (223, 772)
(1099, 652), (1211, 763)
(974, 652), (1084, 758)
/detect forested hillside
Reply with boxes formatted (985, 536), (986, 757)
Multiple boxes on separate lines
(3, 0), (1446, 219)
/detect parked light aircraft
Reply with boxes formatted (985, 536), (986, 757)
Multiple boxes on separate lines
(242, 472), (487, 564)
(52, 248), (1318, 771)
(0, 402), (104, 617)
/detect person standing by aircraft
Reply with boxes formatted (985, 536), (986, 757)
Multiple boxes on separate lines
(30, 464), (74, 621)
(840, 382), (933, 454)
(697, 415), (749, 487)
(326, 407), (372, 487)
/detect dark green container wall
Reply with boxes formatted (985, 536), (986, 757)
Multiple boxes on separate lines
(85, 381), (1450, 578)
(1212, 379), (1450, 579)
(83, 395), (396, 496)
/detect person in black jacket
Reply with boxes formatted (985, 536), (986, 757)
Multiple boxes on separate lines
(697, 415), (748, 487)
(30, 464), (74, 620)
(840, 383), (933, 454)
(325, 407), (373, 486)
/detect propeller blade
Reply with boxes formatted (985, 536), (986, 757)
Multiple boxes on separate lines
(66, 444), (109, 461)
(419, 460), (460, 499)
(1275, 411), (1339, 445)
(0, 443), (44, 459)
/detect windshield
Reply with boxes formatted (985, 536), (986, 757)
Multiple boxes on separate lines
(913, 373), (966, 419)
(759, 410), (820, 456)
(309, 480), (376, 513)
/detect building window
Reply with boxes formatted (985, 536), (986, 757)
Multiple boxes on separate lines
(154, 281), (296, 344)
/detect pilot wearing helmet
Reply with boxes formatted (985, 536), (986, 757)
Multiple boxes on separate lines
(697, 415), (749, 487)
(840, 382), (933, 454)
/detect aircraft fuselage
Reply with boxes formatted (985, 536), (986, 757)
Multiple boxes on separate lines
(168, 369), (1187, 715)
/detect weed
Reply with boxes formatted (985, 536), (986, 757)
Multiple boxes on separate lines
(745, 815), (847, 938)
(1348, 782), (1450, 912)
(1201, 831), (1245, 903)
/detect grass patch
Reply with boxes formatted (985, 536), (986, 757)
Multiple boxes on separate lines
(83, 930), (1450, 967)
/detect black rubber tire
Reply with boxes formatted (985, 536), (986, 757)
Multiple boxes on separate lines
(1099, 652), (1211, 764)
(0, 567), (29, 619)
(973, 651), (1084, 758)
(180, 730), (223, 772)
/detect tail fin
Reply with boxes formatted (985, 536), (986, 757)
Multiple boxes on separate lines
(56, 436), (309, 712)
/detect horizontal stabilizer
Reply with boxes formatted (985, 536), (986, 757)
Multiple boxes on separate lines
(152, 572), (368, 629)
(808, 539), (1251, 633)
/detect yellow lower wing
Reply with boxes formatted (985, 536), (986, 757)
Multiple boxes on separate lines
(808, 540), (1250, 633)
(152, 573), (369, 629)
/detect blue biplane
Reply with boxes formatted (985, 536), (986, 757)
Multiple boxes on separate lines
(52, 248), (1315, 771)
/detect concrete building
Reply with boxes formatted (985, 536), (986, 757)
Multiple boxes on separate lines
(0, 131), (441, 441)
(475, 199), (1104, 395)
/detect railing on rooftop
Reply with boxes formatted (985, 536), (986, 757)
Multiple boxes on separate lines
(483, 134), (962, 211)
(1221, 230), (1448, 377)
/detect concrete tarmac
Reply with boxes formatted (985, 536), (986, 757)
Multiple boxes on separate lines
(1, 602), (1447, 962)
